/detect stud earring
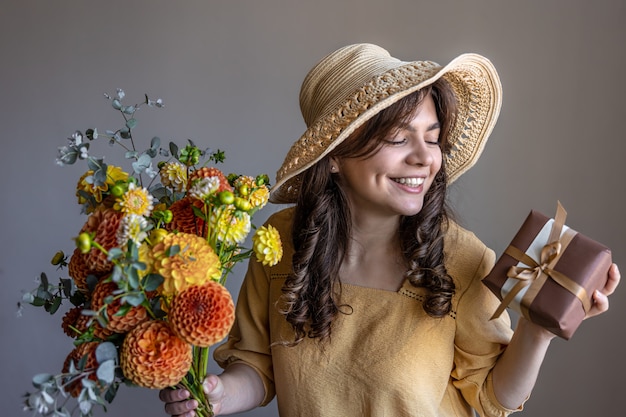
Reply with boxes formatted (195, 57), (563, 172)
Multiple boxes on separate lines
(330, 165), (338, 173)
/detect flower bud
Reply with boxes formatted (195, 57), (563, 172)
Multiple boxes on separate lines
(75, 233), (92, 254)
(50, 251), (65, 265)
(219, 191), (235, 205)
(234, 197), (252, 212)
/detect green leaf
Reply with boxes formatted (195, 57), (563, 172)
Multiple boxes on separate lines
(166, 244), (180, 257)
(61, 278), (72, 298)
(143, 274), (164, 292)
(169, 141), (179, 158)
(112, 99), (122, 110)
(125, 118), (137, 129)
(39, 273), (49, 291)
(119, 127), (131, 139)
(150, 136), (161, 150)
(48, 296), (62, 314)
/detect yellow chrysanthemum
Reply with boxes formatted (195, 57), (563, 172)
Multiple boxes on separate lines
(249, 186), (270, 209)
(150, 232), (222, 297)
(233, 176), (269, 209)
(76, 165), (129, 207)
(252, 225), (283, 266)
(160, 161), (187, 192)
(120, 320), (192, 389)
(116, 183), (154, 216)
(209, 206), (251, 246)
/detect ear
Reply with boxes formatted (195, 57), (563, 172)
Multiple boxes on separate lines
(329, 157), (340, 173)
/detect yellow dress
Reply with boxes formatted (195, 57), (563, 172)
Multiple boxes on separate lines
(214, 208), (521, 417)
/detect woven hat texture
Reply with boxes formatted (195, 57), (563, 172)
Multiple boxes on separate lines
(270, 43), (502, 204)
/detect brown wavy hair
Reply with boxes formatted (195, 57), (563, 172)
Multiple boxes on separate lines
(279, 78), (457, 345)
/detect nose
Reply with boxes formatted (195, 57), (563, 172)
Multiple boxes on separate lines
(405, 139), (435, 166)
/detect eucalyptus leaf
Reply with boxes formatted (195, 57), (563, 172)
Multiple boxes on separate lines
(96, 360), (116, 384)
(112, 99), (122, 110)
(48, 296), (62, 314)
(123, 294), (144, 307)
(32, 373), (54, 387)
(79, 397), (93, 415)
(151, 136), (161, 150)
(95, 341), (118, 363)
(166, 244), (180, 257)
(87, 157), (103, 171)
(143, 273), (164, 291)
(169, 141), (179, 158)
(125, 118), (137, 129)
(107, 247), (124, 260)
(132, 153), (151, 174)
(125, 150), (139, 159)
(127, 266), (139, 289)
(40, 272), (49, 291)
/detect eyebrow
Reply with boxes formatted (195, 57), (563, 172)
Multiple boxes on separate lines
(402, 121), (441, 132)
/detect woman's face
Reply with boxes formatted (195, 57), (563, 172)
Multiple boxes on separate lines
(333, 94), (443, 220)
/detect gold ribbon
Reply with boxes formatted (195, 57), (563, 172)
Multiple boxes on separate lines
(490, 201), (592, 320)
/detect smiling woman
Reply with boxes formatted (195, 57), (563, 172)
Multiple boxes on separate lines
(158, 43), (620, 417)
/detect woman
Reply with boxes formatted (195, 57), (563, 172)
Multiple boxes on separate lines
(160, 43), (620, 416)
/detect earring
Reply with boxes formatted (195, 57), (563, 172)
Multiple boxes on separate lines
(330, 165), (338, 173)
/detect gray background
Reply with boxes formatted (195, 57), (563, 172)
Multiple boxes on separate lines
(2, 1), (624, 416)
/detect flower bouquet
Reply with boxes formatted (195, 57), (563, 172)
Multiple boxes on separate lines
(21, 89), (283, 417)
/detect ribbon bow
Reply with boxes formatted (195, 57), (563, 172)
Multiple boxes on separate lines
(490, 202), (591, 320)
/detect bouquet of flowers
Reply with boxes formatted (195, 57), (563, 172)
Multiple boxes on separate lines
(21, 89), (283, 417)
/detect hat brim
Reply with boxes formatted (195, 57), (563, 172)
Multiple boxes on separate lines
(270, 53), (502, 204)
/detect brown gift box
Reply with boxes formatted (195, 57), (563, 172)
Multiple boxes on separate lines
(482, 202), (612, 339)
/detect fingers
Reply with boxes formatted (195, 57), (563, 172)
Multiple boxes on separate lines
(159, 388), (198, 417)
(602, 264), (621, 296)
(202, 375), (225, 415)
(159, 387), (190, 402)
(585, 263), (621, 319)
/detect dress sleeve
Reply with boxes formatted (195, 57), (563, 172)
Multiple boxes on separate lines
(213, 249), (276, 406)
(450, 237), (524, 417)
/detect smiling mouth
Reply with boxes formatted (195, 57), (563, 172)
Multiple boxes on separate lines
(392, 177), (425, 188)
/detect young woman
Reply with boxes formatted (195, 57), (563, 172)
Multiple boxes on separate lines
(160, 43), (620, 416)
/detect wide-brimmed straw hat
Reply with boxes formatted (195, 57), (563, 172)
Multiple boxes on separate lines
(269, 43), (502, 204)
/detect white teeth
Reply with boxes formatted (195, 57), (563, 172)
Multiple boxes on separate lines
(394, 177), (425, 187)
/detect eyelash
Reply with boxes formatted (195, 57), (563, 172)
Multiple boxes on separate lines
(385, 138), (440, 146)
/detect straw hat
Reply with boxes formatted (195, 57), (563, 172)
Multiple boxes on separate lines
(269, 43), (502, 204)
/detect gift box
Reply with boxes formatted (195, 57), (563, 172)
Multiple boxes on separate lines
(482, 201), (612, 339)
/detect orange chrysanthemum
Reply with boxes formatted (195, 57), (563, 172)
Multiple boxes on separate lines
(150, 232), (222, 297)
(61, 306), (90, 338)
(62, 342), (100, 397)
(169, 282), (235, 347)
(120, 320), (192, 389)
(67, 248), (108, 294)
(188, 167), (232, 194)
(166, 197), (207, 236)
(81, 208), (125, 273)
(91, 281), (148, 333)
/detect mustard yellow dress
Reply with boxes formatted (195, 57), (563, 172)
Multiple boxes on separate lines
(215, 208), (520, 417)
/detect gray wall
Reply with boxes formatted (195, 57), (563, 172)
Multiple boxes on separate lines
(2, 1), (624, 416)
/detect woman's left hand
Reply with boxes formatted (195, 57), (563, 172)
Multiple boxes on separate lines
(585, 263), (620, 319)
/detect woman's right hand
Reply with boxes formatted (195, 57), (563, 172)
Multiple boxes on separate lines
(159, 375), (225, 417)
